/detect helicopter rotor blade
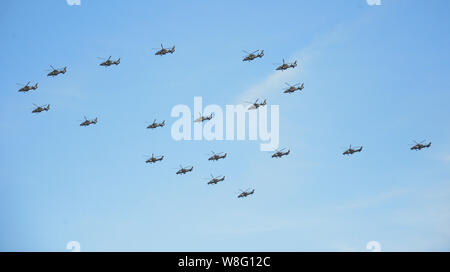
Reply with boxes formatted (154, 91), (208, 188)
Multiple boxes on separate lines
(251, 49), (259, 54)
(285, 82), (291, 87)
(242, 50), (250, 54)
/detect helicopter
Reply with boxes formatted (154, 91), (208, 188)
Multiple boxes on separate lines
(207, 151), (227, 161)
(146, 119), (165, 129)
(410, 140), (431, 151)
(237, 188), (255, 198)
(31, 104), (50, 114)
(242, 49), (264, 62)
(246, 99), (267, 110)
(17, 82), (38, 93)
(98, 56), (120, 67)
(343, 145), (363, 155)
(146, 154), (164, 164)
(79, 116), (98, 127)
(275, 59), (297, 71)
(47, 65), (67, 77)
(176, 165), (194, 175)
(283, 82), (304, 94)
(205, 174), (226, 185)
(271, 148), (290, 158)
(194, 113), (214, 123)
(154, 44), (175, 56)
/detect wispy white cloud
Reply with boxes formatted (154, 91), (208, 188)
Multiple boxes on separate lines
(336, 188), (411, 210)
(367, 0), (382, 6)
(66, 0), (81, 6)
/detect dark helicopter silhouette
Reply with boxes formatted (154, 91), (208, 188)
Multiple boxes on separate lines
(242, 49), (264, 62)
(176, 165), (194, 175)
(207, 151), (227, 161)
(343, 145), (363, 155)
(410, 140), (431, 151)
(194, 113), (214, 123)
(283, 82), (304, 94)
(205, 174), (226, 185)
(246, 99), (267, 110)
(272, 148), (290, 158)
(146, 154), (164, 164)
(275, 59), (297, 71)
(98, 56), (120, 67)
(47, 65), (67, 77)
(237, 188), (255, 198)
(154, 44), (175, 56)
(146, 119), (165, 129)
(17, 82), (38, 93)
(31, 103), (50, 114)
(79, 116), (98, 127)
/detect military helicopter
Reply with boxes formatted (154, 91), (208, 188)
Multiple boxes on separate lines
(207, 151), (227, 161)
(283, 82), (304, 94)
(275, 59), (297, 71)
(154, 44), (175, 56)
(271, 148), (290, 158)
(342, 145), (363, 155)
(194, 113), (214, 123)
(242, 49), (264, 62)
(31, 103), (50, 114)
(176, 165), (194, 175)
(145, 154), (164, 164)
(98, 56), (120, 67)
(237, 188), (255, 198)
(410, 140), (431, 151)
(79, 116), (98, 127)
(146, 119), (165, 129)
(246, 99), (267, 110)
(205, 174), (226, 185)
(17, 82), (38, 93)
(46, 65), (67, 77)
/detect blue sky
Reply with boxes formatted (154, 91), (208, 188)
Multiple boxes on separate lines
(0, 0), (449, 251)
